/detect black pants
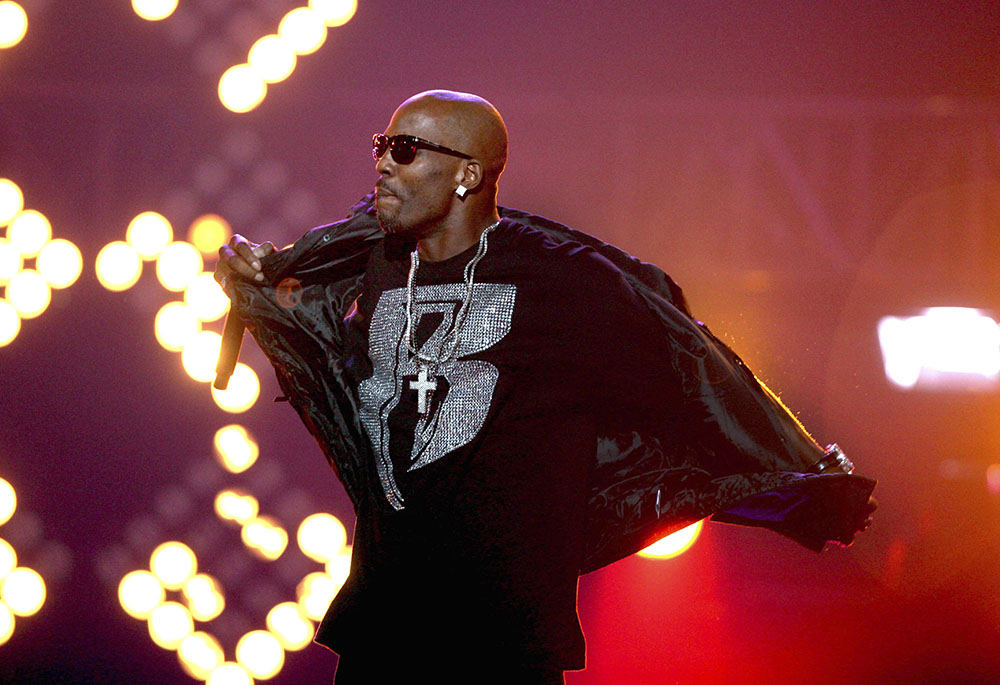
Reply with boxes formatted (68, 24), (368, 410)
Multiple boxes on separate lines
(334, 655), (566, 684)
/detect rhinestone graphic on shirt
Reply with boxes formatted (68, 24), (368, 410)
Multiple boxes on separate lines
(359, 283), (516, 510)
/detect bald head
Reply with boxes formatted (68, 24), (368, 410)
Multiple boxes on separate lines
(392, 90), (508, 183)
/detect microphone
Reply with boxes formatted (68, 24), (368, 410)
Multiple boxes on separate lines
(214, 309), (245, 390)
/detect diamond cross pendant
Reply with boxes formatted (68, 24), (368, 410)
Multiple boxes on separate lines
(409, 367), (438, 415)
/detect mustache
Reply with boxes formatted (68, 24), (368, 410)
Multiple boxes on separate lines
(374, 182), (397, 197)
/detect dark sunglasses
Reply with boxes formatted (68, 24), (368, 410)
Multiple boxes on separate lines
(372, 133), (472, 165)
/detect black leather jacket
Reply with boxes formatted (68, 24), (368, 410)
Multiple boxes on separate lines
(226, 194), (875, 574)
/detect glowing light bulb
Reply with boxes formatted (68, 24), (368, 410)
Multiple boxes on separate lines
(236, 630), (285, 679)
(156, 241), (203, 292)
(0, 2), (28, 49)
(242, 517), (288, 561)
(213, 425), (259, 473)
(127, 211), (173, 260)
(6, 270), (50, 319)
(248, 35), (297, 84)
(0, 299), (19, 347)
(7, 210), (50, 257)
(181, 330), (222, 383)
(637, 520), (704, 559)
(131, 0), (178, 21)
(214, 490), (259, 525)
(118, 570), (165, 619)
(267, 602), (313, 651)
(188, 214), (232, 255)
(297, 513), (347, 563)
(154, 302), (201, 352)
(207, 662), (253, 685)
(278, 8), (327, 55)
(184, 272), (229, 321)
(0, 538), (16, 579)
(182, 574), (225, 622)
(37, 239), (83, 289)
(148, 601), (194, 650)
(297, 571), (339, 620)
(0, 239), (22, 284)
(150, 541), (197, 590)
(218, 65), (267, 114)
(310, 0), (357, 27)
(1, 567), (45, 616)
(0, 603), (13, 647)
(178, 632), (225, 681)
(211, 363), (261, 413)
(0, 178), (23, 224)
(96, 241), (142, 291)
(0, 477), (15, 525)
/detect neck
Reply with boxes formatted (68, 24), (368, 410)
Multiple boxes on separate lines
(416, 209), (500, 262)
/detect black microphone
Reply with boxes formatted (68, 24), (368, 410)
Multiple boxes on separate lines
(214, 309), (245, 390)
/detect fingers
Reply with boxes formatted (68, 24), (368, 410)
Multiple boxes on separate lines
(218, 234), (267, 282)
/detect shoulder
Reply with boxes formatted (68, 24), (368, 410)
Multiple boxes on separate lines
(499, 219), (629, 286)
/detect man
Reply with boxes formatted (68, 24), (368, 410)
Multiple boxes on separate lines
(215, 91), (875, 683)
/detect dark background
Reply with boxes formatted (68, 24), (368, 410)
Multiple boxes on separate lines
(2, 1), (1000, 682)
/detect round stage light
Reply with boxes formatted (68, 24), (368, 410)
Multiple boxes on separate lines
(0, 2), (28, 50)
(127, 211), (173, 260)
(0, 238), (22, 284)
(7, 210), (50, 258)
(219, 65), (267, 114)
(188, 214), (231, 255)
(277, 8), (327, 55)
(211, 363), (260, 413)
(131, 0), (178, 21)
(247, 35), (297, 84)
(214, 490), (259, 525)
(0, 478), (15, 525)
(296, 572), (337, 621)
(0, 179), (23, 225)
(156, 241), (203, 292)
(148, 601), (194, 650)
(266, 602), (313, 651)
(236, 630), (285, 679)
(0, 603), (12, 647)
(154, 302), (200, 352)
(0, 538), (16, 579)
(297, 513), (347, 564)
(242, 517), (288, 561)
(1, 567), (45, 617)
(150, 541), (197, 590)
(37, 239), (83, 289)
(213, 425), (259, 473)
(183, 574), (225, 622)
(207, 662), (253, 685)
(178, 632), (225, 681)
(118, 569), (165, 619)
(6, 270), (50, 319)
(310, 0), (357, 27)
(181, 330), (222, 383)
(184, 272), (229, 321)
(325, 548), (351, 587)
(0, 300), (19, 347)
(637, 519), (704, 559)
(96, 241), (142, 291)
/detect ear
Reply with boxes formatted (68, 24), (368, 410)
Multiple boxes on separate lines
(455, 159), (485, 193)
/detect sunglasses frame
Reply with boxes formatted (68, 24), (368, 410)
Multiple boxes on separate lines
(373, 133), (473, 164)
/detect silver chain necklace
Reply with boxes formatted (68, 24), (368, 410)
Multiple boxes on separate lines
(405, 219), (500, 414)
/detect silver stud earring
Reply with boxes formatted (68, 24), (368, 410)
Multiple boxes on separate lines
(455, 184), (468, 198)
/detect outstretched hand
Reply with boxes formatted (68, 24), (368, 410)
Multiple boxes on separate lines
(215, 234), (275, 292)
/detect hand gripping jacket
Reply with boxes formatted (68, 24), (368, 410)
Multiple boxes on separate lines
(225, 194), (876, 574)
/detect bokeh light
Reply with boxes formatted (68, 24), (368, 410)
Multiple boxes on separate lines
(207, 662), (253, 685)
(178, 632), (225, 681)
(297, 513), (347, 564)
(637, 520), (704, 559)
(156, 241), (203, 292)
(0, 603), (12, 647)
(1, 567), (46, 616)
(277, 8), (327, 55)
(324, 548), (352, 587)
(0, 300), (19, 347)
(181, 330), (222, 383)
(218, 65), (267, 114)
(6, 270), (51, 319)
(247, 35), (297, 84)
(210, 363), (261, 413)
(0, 2), (28, 50)
(182, 574), (225, 622)
(127, 211), (173, 260)
(0, 539), (16, 579)
(241, 517), (288, 561)
(7, 210), (51, 257)
(214, 490), (259, 525)
(236, 630), (285, 679)
(296, 571), (338, 621)
(0, 179), (23, 224)
(184, 272), (229, 321)
(96, 241), (142, 291)
(148, 601), (194, 650)
(188, 214), (232, 255)
(0, 239), (22, 283)
(150, 541), (197, 590)
(0, 478), (15, 525)
(310, 0), (358, 27)
(118, 570), (165, 620)
(37, 239), (83, 289)
(131, 0), (178, 21)
(154, 302), (201, 352)
(266, 602), (313, 651)
(213, 425), (259, 474)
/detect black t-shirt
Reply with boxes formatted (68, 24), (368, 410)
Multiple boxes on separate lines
(322, 219), (675, 669)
